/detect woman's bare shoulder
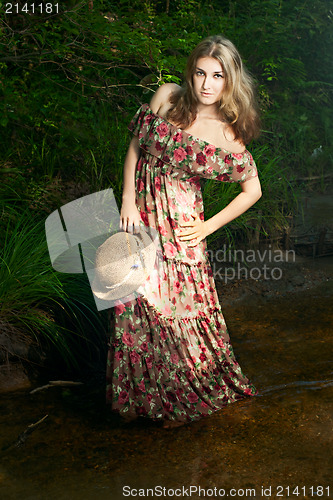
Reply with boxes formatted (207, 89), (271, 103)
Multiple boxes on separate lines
(222, 123), (246, 154)
(149, 83), (181, 115)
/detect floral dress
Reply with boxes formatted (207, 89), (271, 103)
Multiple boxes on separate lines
(106, 103), (259, 423)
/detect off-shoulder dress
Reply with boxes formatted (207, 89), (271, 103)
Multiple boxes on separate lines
(106, 103), (258, 423)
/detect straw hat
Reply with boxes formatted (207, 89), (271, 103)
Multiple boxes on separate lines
(91, 229), (156, 301)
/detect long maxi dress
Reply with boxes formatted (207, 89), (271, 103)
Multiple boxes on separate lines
(106, 103), (258, 423)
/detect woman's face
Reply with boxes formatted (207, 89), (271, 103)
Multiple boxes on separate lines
(192, 56), (225, 106)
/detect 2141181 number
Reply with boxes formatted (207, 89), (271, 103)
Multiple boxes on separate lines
(5, 3), (59, 14)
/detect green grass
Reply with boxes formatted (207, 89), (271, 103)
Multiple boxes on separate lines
(0, 206), (108, 371)
(203, 144), (298, 250)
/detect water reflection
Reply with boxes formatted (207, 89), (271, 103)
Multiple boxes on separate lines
(0, 282), (332, 500)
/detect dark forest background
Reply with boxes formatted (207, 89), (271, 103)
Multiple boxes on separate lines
(0, 0), (332, 376)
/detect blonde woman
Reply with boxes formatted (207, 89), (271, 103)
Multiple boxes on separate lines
(107, 35), (262, 428)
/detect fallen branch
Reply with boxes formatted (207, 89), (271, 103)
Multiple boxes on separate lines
(293, 172), (333, 182)
(30, 380), (83, 394)
(2, 414), (48, 453)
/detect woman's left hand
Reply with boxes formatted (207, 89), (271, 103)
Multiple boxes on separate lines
(177, 213), (208, 247)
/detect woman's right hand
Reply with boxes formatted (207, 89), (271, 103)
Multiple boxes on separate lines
(119, 197), (141, 234)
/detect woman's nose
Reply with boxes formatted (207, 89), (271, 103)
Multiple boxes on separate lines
(202, 76), (211, 89)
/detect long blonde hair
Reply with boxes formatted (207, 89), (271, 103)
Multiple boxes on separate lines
(167, 35), (261, 144)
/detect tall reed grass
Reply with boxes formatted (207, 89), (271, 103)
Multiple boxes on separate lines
(0, 206), (108, 372)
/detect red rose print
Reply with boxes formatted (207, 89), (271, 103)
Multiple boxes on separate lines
(188, 392), (199, 404)
(122, 332), (134, 347)
(160, 328), (168, 340)
(156, 122), (169, 138)
(174, 147), (187, 162)
(174, 280), (183, 294)
(140, 210), (149, 226)
(237, 165), (245, 173)
(204, 144), (216, 156)
(169, 218), (178, 230)
(156, 141), (163, 151)
(173, 132), (182, 143)
(196, 152), (207, 166)
(170, 353), (179, 364)
(137, 406), (148, 416)
(186, 145), (193, 155)
(115, 350), (124, 360)
(232, 152), (244, 160)
(164, 401), (173, 412)
(199, 353), (206, 362)
(130, 351), (140, 364)
(154, 176), (161, 191)
(114, 302), (126, 315)
(141, 341), (148, 352)
(176, 388), (184, 398)
(158, 224), (168, 237)
(138, 380), (146, 392)
(177, 270), (185, 282)
(163, 241), (177, 258)
(193, 293), (203, 303)
(136, 158), (143, 172)
(156, 362), (163, 372)
(216, 173), (230, 182)
(146, 355), (153, 369)
(118, 390), (129, 404)
(144, 114), (153, 125)
(202, 322), (209, 334)
(200, 401), (208, 408)
(147, 393), (153, 403)
(137, 179), (144, 192)
(225, 155), (232, 164)
(185, 248), (196, 260)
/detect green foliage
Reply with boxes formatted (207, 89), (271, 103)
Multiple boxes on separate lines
(0, 0), (332, 371)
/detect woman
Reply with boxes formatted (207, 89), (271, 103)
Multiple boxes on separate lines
(106, 35), (262, 428)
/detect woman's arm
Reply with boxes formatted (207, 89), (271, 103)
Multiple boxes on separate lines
(119, 135), (141, 233)
(205, 176), (262, 236)
(120, 84), (179, 233)
(178, 176), (262, 246)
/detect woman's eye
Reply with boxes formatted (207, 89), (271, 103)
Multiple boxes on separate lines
(214, 74), (224, 78)
(196, 71), (204, 76)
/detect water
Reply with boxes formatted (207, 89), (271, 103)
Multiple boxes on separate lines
(0, 280), (332, 500)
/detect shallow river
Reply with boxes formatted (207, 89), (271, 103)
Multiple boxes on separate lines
(0, 279), (332, 500)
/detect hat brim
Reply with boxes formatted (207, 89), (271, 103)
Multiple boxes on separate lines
(91, 230), (157, 301)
